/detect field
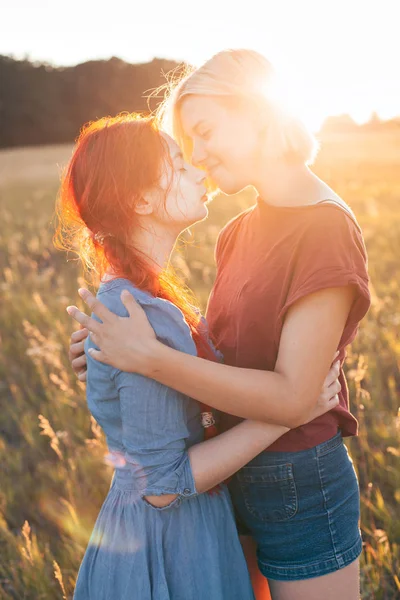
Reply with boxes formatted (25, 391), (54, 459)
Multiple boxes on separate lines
(0, 130), (399, 599)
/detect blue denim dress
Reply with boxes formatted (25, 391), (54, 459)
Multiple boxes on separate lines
(73, 278), (254, 600)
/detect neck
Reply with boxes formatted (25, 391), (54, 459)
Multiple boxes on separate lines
(252, 159), (327, 207)
(133, 223), (177, 274)
(105, 223), (178, 280)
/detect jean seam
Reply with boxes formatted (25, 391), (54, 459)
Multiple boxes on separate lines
(316, 451), (343, 569)
(257, 537), (362, 580)
(257, 536), (362, 571)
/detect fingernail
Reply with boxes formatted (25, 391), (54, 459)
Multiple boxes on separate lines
(66, 306), (73, 314)
(78, 288), (85, 296)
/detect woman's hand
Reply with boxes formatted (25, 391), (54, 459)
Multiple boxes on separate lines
(303, 355), (341, 424)
(68, 327), (89, 382)
(66, 288), (158, 375)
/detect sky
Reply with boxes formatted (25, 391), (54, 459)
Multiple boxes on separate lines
(1, 0), (399, 131)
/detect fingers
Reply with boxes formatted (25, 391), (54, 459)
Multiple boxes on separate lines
(87, 347), (108, 364)
(319, 379), (341, 410)
(330, 380), (342, 394)
(66, 306), (102, 334)
(325, 359), (341, 387)
(72, 354), (87, 370)
(70, 339), (85, 357)
(89, 332), (101, 347)
(68, 339), (85, 363)
(321, 379), (341, 402)
(120, 289), (141, 317)
(328, 394), (340, 408)
(71, 328), (89, 344)
(77, 370), (87, 383)
(329, 379), (342, 397)
(78, 288), (114, 324)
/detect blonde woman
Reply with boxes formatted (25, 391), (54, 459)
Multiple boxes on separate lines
(68, 49), (370, 600)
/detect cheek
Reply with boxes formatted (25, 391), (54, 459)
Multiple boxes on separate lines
(223, 123), (258, 162)
(162, 180), (193, 222)
(155, 181), (178, 221)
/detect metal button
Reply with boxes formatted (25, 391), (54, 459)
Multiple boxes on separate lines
(183, 488), (191, 495)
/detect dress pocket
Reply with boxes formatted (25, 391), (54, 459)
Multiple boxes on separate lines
(237, 463), (298, 523)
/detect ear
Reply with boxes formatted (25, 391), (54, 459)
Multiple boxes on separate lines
(133, 192), (155, 216)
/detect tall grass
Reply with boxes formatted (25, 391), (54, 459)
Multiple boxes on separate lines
(0, 131), (399, 598)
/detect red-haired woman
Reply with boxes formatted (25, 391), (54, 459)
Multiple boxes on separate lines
(56, 114), (339, 599)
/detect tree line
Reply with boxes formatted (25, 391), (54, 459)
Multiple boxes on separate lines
(0, 55), (398, 149)
(0, 55), (181, 148)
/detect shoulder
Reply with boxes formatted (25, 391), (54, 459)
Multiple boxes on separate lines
(97, 278), (197, 355)
(306, 201), (359, 228)
(293, 203), (369, 282)
(97, 278), (154, 315)
(302, 202), (366, 253)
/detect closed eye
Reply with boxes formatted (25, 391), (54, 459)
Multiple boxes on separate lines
(200, 130), (211, 140)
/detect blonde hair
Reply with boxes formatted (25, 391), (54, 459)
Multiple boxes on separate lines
(156, 49), (318, 166)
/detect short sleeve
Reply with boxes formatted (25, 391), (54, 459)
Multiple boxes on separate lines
(277, 206), (371, 345)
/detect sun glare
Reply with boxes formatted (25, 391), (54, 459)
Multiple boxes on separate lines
(255, 71), (324, 132)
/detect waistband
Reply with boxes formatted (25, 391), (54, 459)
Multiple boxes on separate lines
(110, 465), (147, 493)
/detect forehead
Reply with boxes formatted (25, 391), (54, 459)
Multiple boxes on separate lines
(179, 96), (226, 133)
(160, 132), (181, 158)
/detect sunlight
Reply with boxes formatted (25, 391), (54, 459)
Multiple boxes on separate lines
(255, 70), (326, 132)
(2, 1), (399, 130)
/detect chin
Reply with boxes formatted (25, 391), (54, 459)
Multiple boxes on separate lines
(197, 205), (209, 221)
(215, 178), (245, 196)
(186, 206), (209, 229)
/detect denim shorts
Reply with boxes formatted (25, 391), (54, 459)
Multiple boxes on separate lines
(228, 431), (362, 581)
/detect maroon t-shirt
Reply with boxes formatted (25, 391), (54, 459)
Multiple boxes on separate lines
(206, 198), (371, 452)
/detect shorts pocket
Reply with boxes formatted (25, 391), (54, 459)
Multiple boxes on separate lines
(237, 463), (298, 523)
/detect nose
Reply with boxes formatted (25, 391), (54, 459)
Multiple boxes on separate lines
(196, 169), (206, 185)
(191, 139), (207, 168)
(189, 163), (206, 185)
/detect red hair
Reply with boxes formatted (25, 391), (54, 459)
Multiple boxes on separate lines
(54, 113), (215, 360)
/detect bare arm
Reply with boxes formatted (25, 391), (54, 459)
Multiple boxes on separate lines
(188, 420), (289, 494)
(148, 420), (290, 506)
(67, 286), (350, 428)
(145, 287), (353, 427)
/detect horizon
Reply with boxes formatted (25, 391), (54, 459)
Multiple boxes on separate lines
(3, 52), (400, 132)
(2, 0), (400, 132)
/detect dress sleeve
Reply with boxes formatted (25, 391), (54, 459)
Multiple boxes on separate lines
(103, 285), (199, 508)
(114, 369), (197, 508)
(276, 205), (371, 346)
